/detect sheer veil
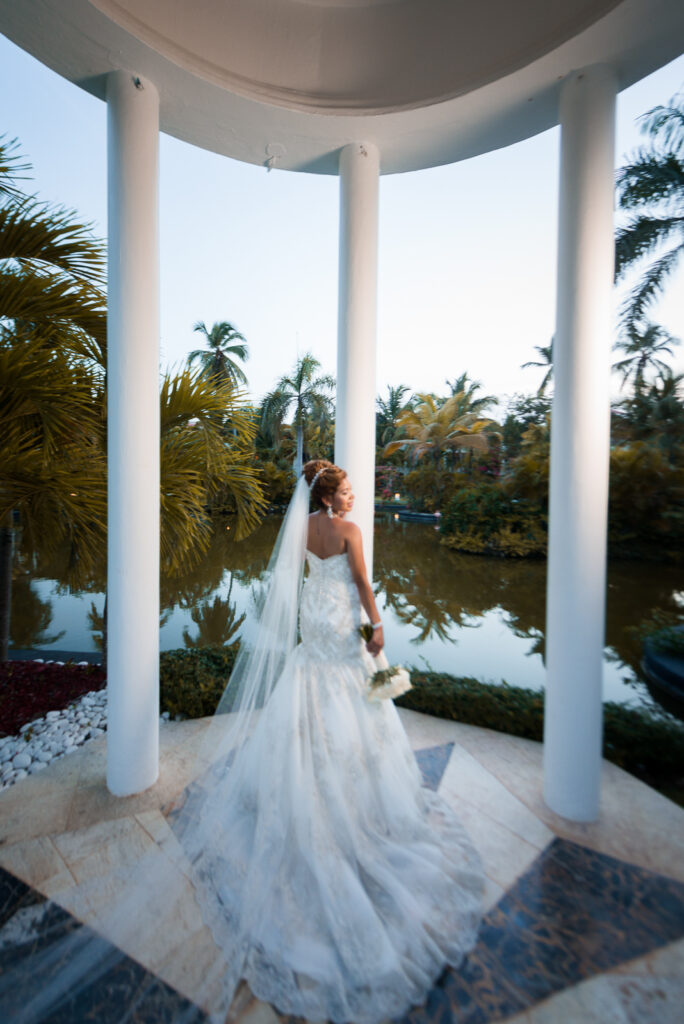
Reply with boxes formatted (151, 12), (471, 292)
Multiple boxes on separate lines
(0, 474), (313, 1023)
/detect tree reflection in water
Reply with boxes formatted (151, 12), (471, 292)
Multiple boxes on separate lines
(9, 577), (65, 649)
(8, 513), (683, 716)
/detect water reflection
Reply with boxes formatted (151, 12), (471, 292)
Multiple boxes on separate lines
(9, 577), (65, 649)
(9, 513), (684, 717)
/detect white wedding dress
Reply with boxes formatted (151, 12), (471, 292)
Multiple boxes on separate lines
(185, 548), (484, 1023)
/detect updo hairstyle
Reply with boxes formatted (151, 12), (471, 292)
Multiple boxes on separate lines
(303, 459), (347, 510)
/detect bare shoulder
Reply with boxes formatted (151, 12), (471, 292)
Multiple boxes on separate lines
(340, 519), (361, 545)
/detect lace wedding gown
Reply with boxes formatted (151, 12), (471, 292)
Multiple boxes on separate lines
(185, 549), (484, 1023)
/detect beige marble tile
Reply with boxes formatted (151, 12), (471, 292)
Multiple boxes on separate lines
(528, 974), (629, 1024)
(0, 783), (74, 844)
(482, 874), (504, 912)
(154, 925), (228, 1012)
(643, 937), (684, 978)
(52, 816), (156, 884)
(92, 865), (208, 974)
(234, 998), (282, 1024)
(445, 792), (540, 892)
(135, 808), (194, 877)
(397, 707), (469, 750)
(440, 743), (554, 851)
(0, 835), (74, 894)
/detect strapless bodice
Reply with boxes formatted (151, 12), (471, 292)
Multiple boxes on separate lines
(300, 550), (362, 659)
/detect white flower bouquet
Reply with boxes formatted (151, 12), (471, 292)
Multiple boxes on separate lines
(359, 625), (412, 703)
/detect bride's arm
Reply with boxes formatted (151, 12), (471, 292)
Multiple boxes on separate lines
(345, 523), (385, 655)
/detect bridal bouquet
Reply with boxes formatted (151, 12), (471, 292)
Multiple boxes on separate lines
(359, 624), (412, 703)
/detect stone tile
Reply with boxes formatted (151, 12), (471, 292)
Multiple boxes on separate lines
(613, 972), (684, 1023)
(0, 783), (74, 845)
(0, 835), (74, 898)
(153, 924), (227, 1012)
(444, 792), (541, 892)
(415, 742), (454, 790)
(644, 936), (684, 977)
(440, 742), (554, 851)
(397, 707), (469, 749)
(135, 808), (194, 877)
(527, 974), (629, 1023)
(482, 875), (504, 913)
(53, 816), (156, 885)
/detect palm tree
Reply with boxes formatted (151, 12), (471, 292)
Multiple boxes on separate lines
(376, 384), (410, 447)
(0, 141), (266, 658)
(0, 139), (107, 659)
(261, 352), (335, 477)
(612, 321), (679, 395)
(615, 91), (684, 333)
(189, 320), (249, 388)
(445, 373), (498, 415)
(384, 392), (499, 467)
(182, 579), (246, 648)
(522, 341), (553, 396)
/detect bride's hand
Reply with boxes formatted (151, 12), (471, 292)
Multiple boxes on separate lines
(366, 627), (384, 657)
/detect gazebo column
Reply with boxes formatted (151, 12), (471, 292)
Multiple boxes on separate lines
(543, 66), (616, 822)
(106, 71), (160, 796)
(335, 143), (380, 570)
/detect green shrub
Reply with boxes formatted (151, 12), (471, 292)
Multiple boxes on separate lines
(397, 671), (684, 800)
(159, 645), (237, 719)
(440, 483), (547, 557)
(402, 467), (465, 512)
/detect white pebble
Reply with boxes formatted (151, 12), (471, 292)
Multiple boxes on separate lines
(36, 750), (53, 763)
(12, 752), (31, 770)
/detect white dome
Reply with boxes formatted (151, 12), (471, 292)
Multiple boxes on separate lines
(0, 0), (682, 172)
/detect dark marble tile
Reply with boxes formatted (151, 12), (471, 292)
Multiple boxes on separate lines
(0, 867), (207, 1023)
(395, 837), (684, 1024)
(415, 743), (454, 791)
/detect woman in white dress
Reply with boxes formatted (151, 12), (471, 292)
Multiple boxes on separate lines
(0, 459), (482, 1024)
(181, 459), (484, 1023)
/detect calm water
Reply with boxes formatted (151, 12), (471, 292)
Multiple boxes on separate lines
(10, 514), (684, 716)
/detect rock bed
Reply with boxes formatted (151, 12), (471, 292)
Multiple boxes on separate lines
(0, 662), (171, 792)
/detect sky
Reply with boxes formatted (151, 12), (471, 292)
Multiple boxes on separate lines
(1, 34), (683, 409)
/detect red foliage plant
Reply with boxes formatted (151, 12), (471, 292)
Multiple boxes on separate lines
(0, 661), (106, 738)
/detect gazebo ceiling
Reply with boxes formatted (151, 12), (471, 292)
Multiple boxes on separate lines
(1, 0), (682, 173)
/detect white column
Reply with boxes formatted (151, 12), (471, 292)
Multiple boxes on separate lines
(106, 71), (160, 797)
(543, 66), (616, 822)
(335, 143), (380, 570)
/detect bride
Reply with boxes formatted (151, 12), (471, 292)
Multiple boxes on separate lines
(179, 458), (484, 1023)
(2, 458), (483, 1024)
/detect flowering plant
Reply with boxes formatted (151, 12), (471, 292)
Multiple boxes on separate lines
(359, 624), (412, 703)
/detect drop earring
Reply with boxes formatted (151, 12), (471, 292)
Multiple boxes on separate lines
(326, 505), (334, 519)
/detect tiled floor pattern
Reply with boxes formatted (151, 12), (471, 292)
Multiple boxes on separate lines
(0, 710), (683, 1023)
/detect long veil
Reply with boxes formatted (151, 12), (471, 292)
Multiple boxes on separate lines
(0, 475), (312, 1023)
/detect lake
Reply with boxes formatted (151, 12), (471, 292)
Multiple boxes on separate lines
(10, 514), (684, 718)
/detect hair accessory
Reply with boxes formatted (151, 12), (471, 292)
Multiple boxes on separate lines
(310, 468), (324, 489)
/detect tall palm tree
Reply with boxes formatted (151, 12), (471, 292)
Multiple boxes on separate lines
(376, 384), (410, 447)
(189, 320), (249, 387)
(612, 321), (679, 395)
(0, 141), (266, 657)
(445, 373), (498, 415)
(615, 91), (684, 333)
(384, 392), (499, 467)
(261, 352), (335, 477)
(521, 341), (553, 396)
(0, 139), (107, 660)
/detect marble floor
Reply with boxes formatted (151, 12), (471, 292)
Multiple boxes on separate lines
(0, 709), (683, 1023)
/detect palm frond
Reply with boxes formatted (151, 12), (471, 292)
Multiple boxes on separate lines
(619, 245), (684, 330)
(0, 137), (33, 203)
(614, 215), (684, 278)
(0, 200), (105, 281)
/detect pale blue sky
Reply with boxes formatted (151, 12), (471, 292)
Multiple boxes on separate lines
(2, 34), (683, 406)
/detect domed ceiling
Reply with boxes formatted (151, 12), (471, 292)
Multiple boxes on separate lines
(0, 0), (682, 172)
